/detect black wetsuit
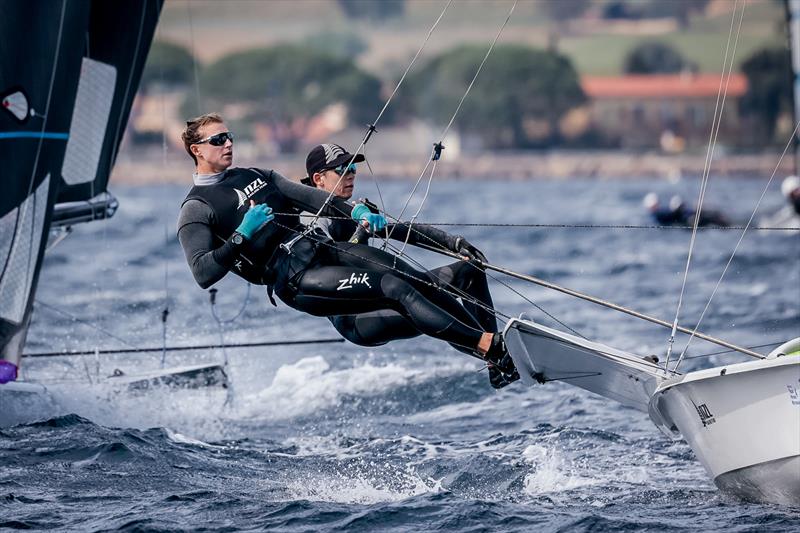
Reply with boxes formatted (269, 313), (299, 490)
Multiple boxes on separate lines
(651, 206), (729, 227)
(177, 167), (486, 352)
(791, 191), (800, 216)
(318, 215), (497, 347)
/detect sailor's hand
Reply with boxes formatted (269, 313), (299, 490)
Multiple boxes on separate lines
(455, 236), (487, 263)
(351, 203), (387, 233)
(236, 200), (274, 239)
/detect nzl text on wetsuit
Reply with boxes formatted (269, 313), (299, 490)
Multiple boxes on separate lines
(317, 214), (498, 348)
(177, 167), (487, 352)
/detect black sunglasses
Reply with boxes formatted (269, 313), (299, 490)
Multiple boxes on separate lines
(194, 131), (234, 146)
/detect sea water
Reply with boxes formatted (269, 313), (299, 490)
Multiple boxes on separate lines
(2, 177), (799, 531)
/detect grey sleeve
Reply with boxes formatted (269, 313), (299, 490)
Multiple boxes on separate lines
(177, 199), (239, 289)
(269, 170), (354, 219)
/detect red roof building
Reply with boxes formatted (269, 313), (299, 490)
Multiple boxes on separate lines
(581, 73), (750, 150)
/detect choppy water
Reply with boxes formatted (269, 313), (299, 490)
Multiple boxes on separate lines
(2, 177), (799, 531)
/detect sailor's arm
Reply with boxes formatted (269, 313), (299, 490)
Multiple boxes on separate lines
(385, 222), (487, 262)
(270, 170), (354, 218)
(177, 199), (239, 289)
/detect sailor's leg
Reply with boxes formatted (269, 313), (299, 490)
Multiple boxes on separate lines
(284, 265), (484, 352)
(430, 261), (498, 333)
(330, 242), (484, 331)
(329, 312), (420, 347)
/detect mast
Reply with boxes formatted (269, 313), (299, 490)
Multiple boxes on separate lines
(788, 0), (800, 174)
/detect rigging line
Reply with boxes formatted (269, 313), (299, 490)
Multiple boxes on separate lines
(368, 228), (581, 342)
(683, 341), (785, 360)
(18, 0), (66, 310)
(378, 237), (513, 322)
(269, 220), (505, 339)
(388, 0), (518, 248)
(420, 244), (586, 339)
(209, 285), (251, 325)
(362, 147), (387, 219)
(301, 0), (453, 232)
(268, 213), (800, 231)
(674, 119), (800, 371)
(33, 299), (137, 349)
(90, 1), (149, 357)
(186, 0), (202, 112)
(666, 0), (745, 367)
(372, 0), (453, 129)
(22, 338), (347, 358)
(159, 26), (171, 369)
(403, 239), (587, 339)
(479, 261), (765, 359)
(394, 152), (440, 264)
(106, 2), (148, 176)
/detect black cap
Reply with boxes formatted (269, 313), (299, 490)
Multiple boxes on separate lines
(302, 143), (365, 186)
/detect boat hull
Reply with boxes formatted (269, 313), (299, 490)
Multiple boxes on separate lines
(649, 355), (800, 505)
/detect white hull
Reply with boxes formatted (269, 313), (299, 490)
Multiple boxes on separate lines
(649, 351), (800, 505)
(0, 381), (54, 427)
(504, 317), (800, 504)
(0, 363), (228, 427)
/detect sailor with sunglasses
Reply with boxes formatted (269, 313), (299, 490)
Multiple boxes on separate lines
(300, 144), (516, 388)
(177, 114), (518, 388)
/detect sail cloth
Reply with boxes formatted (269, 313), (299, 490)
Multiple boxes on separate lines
(0, 0), (163, 378)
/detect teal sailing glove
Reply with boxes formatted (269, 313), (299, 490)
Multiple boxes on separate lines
(236, 201), (274, 239)
(351, 203), (387, 233)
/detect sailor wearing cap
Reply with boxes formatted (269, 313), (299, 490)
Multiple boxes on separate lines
(297, 143), (515, 388)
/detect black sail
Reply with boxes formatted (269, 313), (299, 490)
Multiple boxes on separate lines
(0, 0), (163, 383)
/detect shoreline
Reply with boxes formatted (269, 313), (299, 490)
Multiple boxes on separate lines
(110, 151), (793, 185)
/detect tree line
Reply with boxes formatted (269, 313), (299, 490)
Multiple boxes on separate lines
(141, 39), (791, 152)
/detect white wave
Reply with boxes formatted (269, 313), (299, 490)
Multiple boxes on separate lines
(284, 462), (442, 504)
(44, 381), (228, 440)
(521, 444), (600, 495)
(236, 356), (471, 421)
(165, 428), (220, 449)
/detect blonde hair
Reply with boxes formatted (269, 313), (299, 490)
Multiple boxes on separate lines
(181, 112), (223, 164)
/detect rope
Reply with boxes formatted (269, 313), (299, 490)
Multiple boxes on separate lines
(387, 0), (517, 252)
(23, 338), (345, 358)
(186, 0), (202, 112)
(269, 220), (506, 348)
(18, 1), (67, 350)
(301, 0), (453, 233)
(34, 299), (137, 349)
(268, 213), (800, 232)
(666, 0), (745, 369)
(683, 341), (785, 361)
(159, 23), (171, 370)
(673, 120), (800, 371)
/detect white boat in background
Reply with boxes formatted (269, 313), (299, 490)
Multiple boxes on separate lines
(504, 318), (800, 504)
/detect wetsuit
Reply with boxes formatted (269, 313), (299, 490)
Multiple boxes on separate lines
(651, 206), (729, 227)
(317, 214), (497, 347)
(177, 168), (486, 352)
(791, 191), (800, 216)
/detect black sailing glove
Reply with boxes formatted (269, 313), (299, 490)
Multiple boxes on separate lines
(454, 236), (487, 264)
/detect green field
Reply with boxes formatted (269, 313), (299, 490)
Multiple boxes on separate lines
(159, 0), (785, 78)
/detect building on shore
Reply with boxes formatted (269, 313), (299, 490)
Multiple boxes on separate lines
(580, 73), (750, 151)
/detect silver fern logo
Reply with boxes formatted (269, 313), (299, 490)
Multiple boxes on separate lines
(322, 143), (345, 164)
